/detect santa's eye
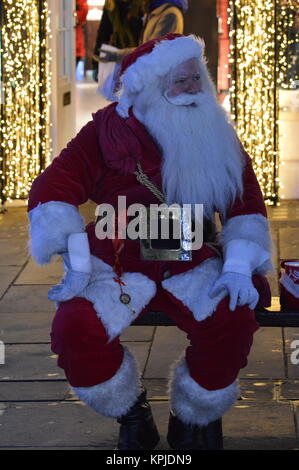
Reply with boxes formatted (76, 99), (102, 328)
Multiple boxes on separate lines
(174, 78), (186, 84)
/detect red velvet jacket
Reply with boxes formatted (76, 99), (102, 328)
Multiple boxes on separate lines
(28, 103), (268, 286)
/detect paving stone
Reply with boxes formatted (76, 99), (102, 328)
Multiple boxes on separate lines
(142, 379), (168, 400)
(143, 327), (188, 379)
(0, 380), (68, 402)
(0, 239), (28, 266)
(0, 401), (119, 449)
(0, 399), (297, 450)
(0, 342), (150, 382)
(0, 266), (22, 299)
(0, 344), (63, 381)
(0, 208), (29, 239)
(238, 380), (275, 401)
(15, 258), (64, 285)
(0, 312), (53, 343)
(122, 342), (151, 376)
(266, 271), (280, 296)
(223, 401), (297, 450)
(120, 326), (155, 342)
(279, 227), (299, 260)
(240, 327), (285, 379)
(0, 286), (54, 313)
(267, 228), (279, 296)
(0, 400), (171, 450)
(280, 381), (299, 400)
(283, 328), (299, 379)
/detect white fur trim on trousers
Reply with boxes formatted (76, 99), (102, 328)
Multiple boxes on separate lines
(169, 358), (239, 426)
(73, 346), (142, 418)
(80, 256), (157, 342)
(162, 257), (226, 322)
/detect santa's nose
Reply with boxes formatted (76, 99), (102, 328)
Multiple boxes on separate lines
(186, 80), (201, 94)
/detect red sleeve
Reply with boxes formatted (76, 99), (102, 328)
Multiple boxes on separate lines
(226, 150), (267, 220)
(28, 119), (104, 211)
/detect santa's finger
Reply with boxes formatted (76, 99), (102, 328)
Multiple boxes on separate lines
(229, 289), (238, 311)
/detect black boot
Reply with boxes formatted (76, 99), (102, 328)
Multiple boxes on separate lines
(167, 412), (223, 450)
(116, 387), (160, 450)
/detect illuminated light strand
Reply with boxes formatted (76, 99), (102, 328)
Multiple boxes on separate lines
(228, 0), (297, 205)
(0, 0), (51, 205)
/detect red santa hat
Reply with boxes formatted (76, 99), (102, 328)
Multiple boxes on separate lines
(116, 33), (205, 117)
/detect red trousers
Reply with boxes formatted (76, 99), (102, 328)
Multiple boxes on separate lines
(51, 285), (259, 391)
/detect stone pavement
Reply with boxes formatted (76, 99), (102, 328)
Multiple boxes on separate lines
(0, 201), (298, 450)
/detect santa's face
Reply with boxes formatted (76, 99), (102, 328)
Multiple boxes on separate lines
(165, 58), (201, 101)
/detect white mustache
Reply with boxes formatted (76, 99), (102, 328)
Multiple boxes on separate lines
(163, 91), (202, 106)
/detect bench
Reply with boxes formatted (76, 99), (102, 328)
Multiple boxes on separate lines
(132, 297), (299, 327)
(132, 296), (299, 449)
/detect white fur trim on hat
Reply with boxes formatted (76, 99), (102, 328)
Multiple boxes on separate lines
(168, 357), (239, 426)
(121, 35), (204, 95)
(73, 346), (142, 418)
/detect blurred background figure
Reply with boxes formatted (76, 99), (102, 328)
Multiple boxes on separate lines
(93, 0), (188, 100)
(93, 0), (188, 75)
(141, 0), (187, 43)
(76, 0), (89, 67)
(92, 0), (144, 81)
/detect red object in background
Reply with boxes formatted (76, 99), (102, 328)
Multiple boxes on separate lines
(217, 0), (229, 102)
(280, 260), (299, 311)
(76, 0), (88, 58)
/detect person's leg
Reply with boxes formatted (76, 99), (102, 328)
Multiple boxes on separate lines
(51, 297), (159, 449)
(161, 291), (259, 449)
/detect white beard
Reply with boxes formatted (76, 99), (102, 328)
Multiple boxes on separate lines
(131, 83), (244, 221)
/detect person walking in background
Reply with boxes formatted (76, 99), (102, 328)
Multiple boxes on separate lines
(76, 0), (89, 66)
(92, 0), (144, 81)
(93, 0), (188, 78)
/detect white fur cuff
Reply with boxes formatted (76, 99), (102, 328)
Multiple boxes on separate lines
(220, 214), (271, 252)
(220, 214), (273, 275)
(169, 358), (239, 426)
(73, 346), (141, 418)
(28, 201), (85, 265)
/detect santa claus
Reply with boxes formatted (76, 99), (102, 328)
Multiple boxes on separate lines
(28, 34), (272, 450)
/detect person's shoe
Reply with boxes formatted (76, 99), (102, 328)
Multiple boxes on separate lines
(116, 387), (160, 450)
(167, 411), (223, 450)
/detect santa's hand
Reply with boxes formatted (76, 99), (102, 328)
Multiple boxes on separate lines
(209, 272), (259, 311)
(48, 269), (91, 302)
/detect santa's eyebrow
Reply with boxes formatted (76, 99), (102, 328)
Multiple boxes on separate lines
(173, 73), (201, 80)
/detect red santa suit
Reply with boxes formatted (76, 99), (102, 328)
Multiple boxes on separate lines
(28, 34), (272, 426)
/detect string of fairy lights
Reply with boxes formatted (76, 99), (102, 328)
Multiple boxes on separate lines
(0, 0), (51, 205)
(228, 0), (298, 204)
